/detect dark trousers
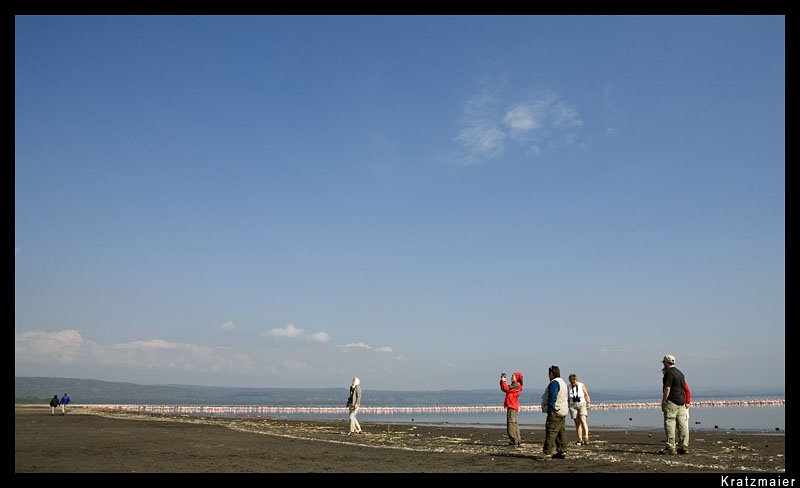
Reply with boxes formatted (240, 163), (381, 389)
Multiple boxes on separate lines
(506, 408), (522, 444)
(543, 413), (567, 455)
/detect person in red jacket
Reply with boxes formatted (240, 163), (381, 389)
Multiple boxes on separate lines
(500, 371), (524, 447)
(680, 381), (691, 450)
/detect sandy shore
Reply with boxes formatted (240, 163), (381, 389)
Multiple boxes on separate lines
(14, 404), (786, 474)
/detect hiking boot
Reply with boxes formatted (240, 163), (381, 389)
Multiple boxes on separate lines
(658, 448), (677, 455)
(677, 447), (689, 454)
(552, 452), (567, 459)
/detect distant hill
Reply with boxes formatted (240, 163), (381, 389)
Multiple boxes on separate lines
(15, 377), (782, 406)
(15, 377), (627, 406)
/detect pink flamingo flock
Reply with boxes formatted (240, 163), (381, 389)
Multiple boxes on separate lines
(78, 398), (784, 416)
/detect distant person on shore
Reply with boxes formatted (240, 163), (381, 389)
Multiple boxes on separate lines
(60, 393), (71, 415)
(49, 395), (60, 416)
(659, 354), (689, 455)
(500, 371), (524, 447)
(567, 374), (591, 445)
(541, 365), (569, 459)
(346, 377), (362, 434)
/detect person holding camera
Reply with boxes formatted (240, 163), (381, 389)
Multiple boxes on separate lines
(567, 374), (591, 445)
(500, 371), (524, 447)
(346, 377), (362, 434)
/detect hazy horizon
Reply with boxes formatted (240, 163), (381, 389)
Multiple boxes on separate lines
(14, 375), (785, 396)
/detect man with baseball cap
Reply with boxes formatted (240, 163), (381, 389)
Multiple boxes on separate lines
(659, 354), (689, 455)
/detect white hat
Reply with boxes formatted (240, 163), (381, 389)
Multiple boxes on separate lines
(662, 354), (676, 364)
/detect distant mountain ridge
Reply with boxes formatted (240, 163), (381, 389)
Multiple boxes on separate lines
(15, 377), (784, 406)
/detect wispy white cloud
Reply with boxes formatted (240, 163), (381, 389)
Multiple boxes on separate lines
(440, 360), (461, 368)
(218, 321), (237, 332)
(338, 342), (371, 349)
(263, 324), (330, 343)
(503, 96), (555, 136)
(15, 329), (84, 364)
(455, 126), (506, 164)
(375, 346), (393, 353)
(308, 331), (331, 343)
(453, 89), (584, 164)
(111, 339), (179, 350)
(264, 324), (305, 338)
(551, 100), (583, 128)
(600, 347), (628, 353)
(102, 339), (256, 373)
(15, 328), (257, 374)
(452, 89), (506, 165)
(394, 355), (408, 361)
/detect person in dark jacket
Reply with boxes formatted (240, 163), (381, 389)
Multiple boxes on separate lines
(660, 354), (689, 455)
(500, 371), (524, 446)
(49, 395), (60, 416)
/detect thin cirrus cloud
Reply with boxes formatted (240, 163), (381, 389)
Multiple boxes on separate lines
(263, 324), (331, 343)
(218, 321), (237, 332)
(338, 342), (371, 349)
(453, 89), (583, 165)
(337, 343), (394, 353)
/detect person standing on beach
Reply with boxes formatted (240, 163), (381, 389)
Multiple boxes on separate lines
(541, 365), (569, 459)
(346, 377), (362, 434)
(662, 366), (691, 449)
(500, 371), (524, 446)
(49, 395), (60, 416)
(567, 374), (591, 445)
(659, 354), (689, 455)
(60, 393), (71, 415)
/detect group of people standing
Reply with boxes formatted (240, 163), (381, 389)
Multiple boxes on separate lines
(500, 366), (590, 459)
(500, 354), (689, 459)
(48, 393), (70, 416)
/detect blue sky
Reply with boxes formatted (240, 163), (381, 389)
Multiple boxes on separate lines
(15, 16), (784, 392)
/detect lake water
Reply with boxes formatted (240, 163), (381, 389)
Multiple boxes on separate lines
(84, 395), (784, 432)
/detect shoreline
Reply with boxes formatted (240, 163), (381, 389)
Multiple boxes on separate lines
(15, 405), (786, 473)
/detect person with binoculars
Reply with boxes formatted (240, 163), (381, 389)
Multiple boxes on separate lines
(567, 374), (592, 445)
